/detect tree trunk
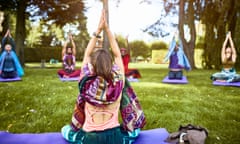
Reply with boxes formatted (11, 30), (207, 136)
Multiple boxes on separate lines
(234, 3), (240, 69)
(102, 0), (110, 50)
(203, 24), (215, 69)
(179, 0), (196, 69)
(201, 0), (239, 69)
(0, 11), (10, 40)
(15, 0), (26, 66)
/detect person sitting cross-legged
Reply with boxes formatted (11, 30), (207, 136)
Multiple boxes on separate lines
(61, 10), (146, 144)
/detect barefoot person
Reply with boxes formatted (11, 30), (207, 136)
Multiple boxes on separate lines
(211, 32), (240, 82)
(57, 33), (80, 78)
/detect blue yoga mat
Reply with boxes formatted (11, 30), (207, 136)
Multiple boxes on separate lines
(0, 128), (172, 144)
(213, 81), (240, 87)
(0, 77), (21, 82)
(162, 76), (188, 84)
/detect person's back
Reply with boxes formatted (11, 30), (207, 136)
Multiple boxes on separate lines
(83, 95), (121, 132)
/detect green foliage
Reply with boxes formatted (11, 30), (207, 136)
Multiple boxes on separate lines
(24, 47), (62, 62)
(0, 0), (88, 65)
(0, 64), (239, 144)
(29, 1), (86, 27)
(26, 21), (42, 47)
(150, 41), (168, 50)
(130, 40), (150, 59)
(115, 35), (127, 48)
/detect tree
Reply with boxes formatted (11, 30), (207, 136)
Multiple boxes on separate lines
(0, 0), (87, 65)
(15, 0), (27, 65)
(130, 40), (150, 60)
(201, 0), (240, 69)
(144, 0), (240, 69)
(102, 0), (110, 50)
(143, 0), (198, 69)
(151, 41), (167, 50)
(178, 0), (197, 69)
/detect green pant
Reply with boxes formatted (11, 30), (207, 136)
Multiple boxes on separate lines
(61, 125), (140, 144)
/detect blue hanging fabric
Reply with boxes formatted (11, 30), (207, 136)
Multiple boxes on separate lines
(164, 36), (191, 71)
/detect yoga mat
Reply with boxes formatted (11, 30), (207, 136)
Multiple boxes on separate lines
(213, 81), (240, 87)
(0, 128), (172, 144)
(134, 128), (171, 144)
(0, 77), (21, 82)
(0, 132), (67, 144)
(162, 76), (188, 84)
(127, 77), (139, 82)
(58, 76), (79, 82)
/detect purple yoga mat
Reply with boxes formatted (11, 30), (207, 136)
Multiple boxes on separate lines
(162, 76), (188, 84)
(0, 77), (21, 82)
(213, 81), (240, 87)
(134, 128), (171, 144)
(0, 128), (172, 144)
(127, 77), (139, 82)
(58, 75), (79, 82)
(0, 132), (67, 144)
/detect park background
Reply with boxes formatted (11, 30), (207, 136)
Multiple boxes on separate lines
(0, 0), (240, 144)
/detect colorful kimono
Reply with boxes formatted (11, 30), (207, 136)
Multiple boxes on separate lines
(58, 54), (81, 78)
(61, 64), (146, 144)
(63, 54), (76, 73)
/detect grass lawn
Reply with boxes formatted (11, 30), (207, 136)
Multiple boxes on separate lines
(0, 63), (239, 144)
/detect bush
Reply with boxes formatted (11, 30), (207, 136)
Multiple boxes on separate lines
(24, 47), (62, 62)
(130, 40), (150, 59)
(151, 41), (168, 50)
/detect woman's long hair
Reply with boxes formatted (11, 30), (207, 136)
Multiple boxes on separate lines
(90, 48), (113, 80)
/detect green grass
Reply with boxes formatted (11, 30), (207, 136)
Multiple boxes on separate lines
(0, 63), (240, 144)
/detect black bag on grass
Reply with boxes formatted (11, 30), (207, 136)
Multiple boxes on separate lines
(165, 124), (208, 144)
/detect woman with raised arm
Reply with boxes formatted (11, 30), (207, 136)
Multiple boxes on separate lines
(57, 33), (80, 78)
(0, 29), (24, 78)
(120, 35), (141, 79)
(211, 32), (240, 82)
(61, 10), (145, 144)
